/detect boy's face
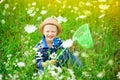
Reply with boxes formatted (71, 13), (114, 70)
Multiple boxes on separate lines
(43, 25), (58, 42)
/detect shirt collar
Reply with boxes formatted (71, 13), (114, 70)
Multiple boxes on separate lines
(42, 35), (59, 48)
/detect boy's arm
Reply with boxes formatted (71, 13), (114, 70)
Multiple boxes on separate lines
(57, 38), (65, 50)
(34, 42), (46, 69)
(36, 51), (56, 69)
(36, 51), (44, 69)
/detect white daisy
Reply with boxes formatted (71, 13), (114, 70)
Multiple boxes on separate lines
(99, 4), (110, 10)
(24, 24), (36, 34)
(50, 52), (57, 59)
(4, 3), (9, 9)
(56, 16), (67, 23)
(0, 0), (4, 4)
(17, 62), (25, 67)
(116, 72), (120, 79)
(40, 10), (47, 15)
(62, 39), (74, 48)
(0, 74), (2, 80)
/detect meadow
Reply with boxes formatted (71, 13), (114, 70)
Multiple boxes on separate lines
(0, 0), (120, 80)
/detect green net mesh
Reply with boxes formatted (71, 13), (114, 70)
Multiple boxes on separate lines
(72, 24), (93, 49)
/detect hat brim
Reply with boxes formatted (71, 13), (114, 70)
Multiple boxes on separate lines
(39, 17), (62, 35)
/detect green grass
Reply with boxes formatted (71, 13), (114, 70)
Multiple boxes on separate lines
(0, 0), (120, 80)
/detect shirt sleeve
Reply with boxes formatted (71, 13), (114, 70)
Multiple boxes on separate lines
(34, 42), (44, 70)
(57, 38), (65, 50)
(33, 41), (42, 51)
(36, 51), (44, 70)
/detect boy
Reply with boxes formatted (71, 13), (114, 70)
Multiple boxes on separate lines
(34, 17), (83, 74)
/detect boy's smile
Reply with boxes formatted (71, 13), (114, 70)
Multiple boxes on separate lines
(43, 25), (58, 43)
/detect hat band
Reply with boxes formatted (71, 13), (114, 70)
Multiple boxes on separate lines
(42, 23), (59, 31)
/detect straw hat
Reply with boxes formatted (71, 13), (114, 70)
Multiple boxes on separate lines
(39, 17), (62, 35)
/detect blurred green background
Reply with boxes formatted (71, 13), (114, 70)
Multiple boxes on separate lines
(0, 0), (120, 80)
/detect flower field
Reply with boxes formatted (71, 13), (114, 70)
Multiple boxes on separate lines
(0, 0), (120, 80)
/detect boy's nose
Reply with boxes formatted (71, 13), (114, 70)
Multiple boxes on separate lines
(48, 32), (52, 35)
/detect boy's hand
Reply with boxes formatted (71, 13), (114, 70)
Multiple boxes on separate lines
(42, 62), (48, 67)
(42, 60), (56, 67)
(50, 60), (56, 65)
